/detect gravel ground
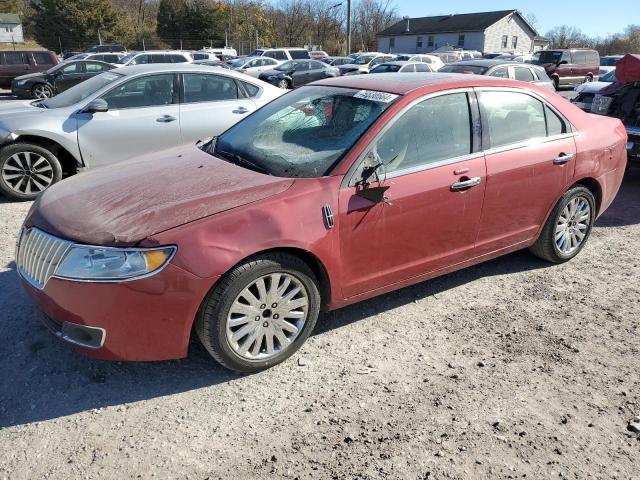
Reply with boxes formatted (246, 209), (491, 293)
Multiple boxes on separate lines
(0, 92), (639, 480)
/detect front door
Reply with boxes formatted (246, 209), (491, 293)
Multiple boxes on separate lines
(76, 73), (181, 168)
(54, 62), (87, 92)
(178, 72), (256, 143)
(339, 91), (486, 298)
(475, 89), (576, 254)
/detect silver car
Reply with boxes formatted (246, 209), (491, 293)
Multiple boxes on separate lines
(0, 64), (285, 200)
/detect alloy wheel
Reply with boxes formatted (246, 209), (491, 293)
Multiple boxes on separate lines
(554, 196), (591, 255)
(1, 152), (54, 196)
(277, 79), (289, 89)
(225, 273), (309, 360)
(32, 85), (52, 99)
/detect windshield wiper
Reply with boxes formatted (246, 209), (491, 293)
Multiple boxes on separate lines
(217, 150), (271, 175)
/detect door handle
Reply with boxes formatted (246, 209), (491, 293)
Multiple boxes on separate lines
(553, 153), (574, 165)
(156, 115), (176, 123)
(232, 107), (249, 114)
(451, 176), (481, 191)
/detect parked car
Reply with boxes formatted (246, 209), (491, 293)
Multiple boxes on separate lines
(116, 51), (193, 66)
(439, 60), (555, 90)
(85, 44), (126, 53)
(0, 64), (285, 200)
(11, 60), (116, 99)
(338, 53), (395, 75)
(572, 69), (617, 112)
(309, 50), (328, 59)
(589, 54), (640, 164)
(192, 59), (231, 69)
(370, 61), (435, 73)
(231, 56), (282, 77)
(258, 60), (338, 89)
(247, 48), (310, 61)
(65, 52), (124, 64)
(531, 49), (600, 90)
(197, 47), (238, 58)
(433, 51), (463, 64)
(321, 56), (352, 67)
(408, 54), (445, 71)
(0, 50), (59, 89)
(599, 55), (623, 75)
(15, 73), (626, 372)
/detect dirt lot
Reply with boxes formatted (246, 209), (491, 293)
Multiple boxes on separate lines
(0, 162), (638, 479)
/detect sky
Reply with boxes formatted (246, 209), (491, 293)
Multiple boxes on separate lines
(396, 0), (636, 38)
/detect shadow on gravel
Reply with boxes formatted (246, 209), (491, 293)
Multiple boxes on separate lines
(0, 166), (637, 429)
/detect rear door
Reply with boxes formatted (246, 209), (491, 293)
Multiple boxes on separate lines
(178, 72), (256, 143)
(76, 73), (181, 168)
(475, 89), (576, 254)
(339, 90), (486, 297)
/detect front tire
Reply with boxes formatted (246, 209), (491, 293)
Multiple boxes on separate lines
(195, 253), (321, 373)
(0, 143), (62, 201)
(277, 79), (290, 89)
(529, 186), (596, 263)
(31, 83), (53, 99)
(583, 74), (593, 84)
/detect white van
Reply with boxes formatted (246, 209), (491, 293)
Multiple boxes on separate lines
(247, 48), (310, 61)
(197, 47), (238, 58)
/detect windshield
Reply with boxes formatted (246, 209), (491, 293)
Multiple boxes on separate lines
(354, 55), (375, 65)
(439, 64), (488, 75)
(41, 72), (123, 108)
(275, 60), (297, 71)
(214, 86), (397, 177)
(600, 69), (617, 82)
(533, 51), (562, 64)
(117, 53), (136, 64)
(601, 57), (621, 66)
(371, 64), (401, 73)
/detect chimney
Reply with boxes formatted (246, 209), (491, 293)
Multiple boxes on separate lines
(403, 16), (411, 33)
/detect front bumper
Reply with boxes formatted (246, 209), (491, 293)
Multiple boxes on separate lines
(626, 129), (640, 162)
(11, 84), (32, 98)
(20, 264), (217, 361)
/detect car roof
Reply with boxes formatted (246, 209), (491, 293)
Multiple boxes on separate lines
(449, 59), (522, 67)
(112, 64), (255, 78)
(378, 61), (412, 66)
(313, 72), (534, 95)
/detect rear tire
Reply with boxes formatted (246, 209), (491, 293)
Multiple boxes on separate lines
(553, 77), (560, 91)
(0, 143), (62, 201)
(195, 253), (321, 373)
(529, 186), (596, 263)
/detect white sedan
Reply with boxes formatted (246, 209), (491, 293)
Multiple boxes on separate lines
(230, 57), (282, 78)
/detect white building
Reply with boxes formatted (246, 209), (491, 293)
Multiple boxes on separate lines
(377, 10), (538, 55)
(0, 13), (23, 44)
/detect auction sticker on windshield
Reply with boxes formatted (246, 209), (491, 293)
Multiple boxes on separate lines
(353, 90), (398, 103)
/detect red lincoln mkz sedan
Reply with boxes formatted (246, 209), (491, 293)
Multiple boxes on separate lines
(17, 73), (627, 373)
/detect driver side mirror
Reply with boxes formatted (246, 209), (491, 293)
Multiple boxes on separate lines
(559, 60), (568, 65)
(82, 98), (109, 114)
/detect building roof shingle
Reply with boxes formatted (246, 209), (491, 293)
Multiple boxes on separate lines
(0, 13), (21, 24)
(378, 10), (533, 37)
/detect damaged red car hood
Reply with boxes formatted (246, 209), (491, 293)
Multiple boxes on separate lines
(25, 145), (294, 246)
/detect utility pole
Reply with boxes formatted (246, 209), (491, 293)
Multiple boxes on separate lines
(98, 28), (102, 45)
(346, 0), (351, 55)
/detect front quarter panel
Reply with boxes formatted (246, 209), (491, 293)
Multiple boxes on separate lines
(144, 177), (344, 307)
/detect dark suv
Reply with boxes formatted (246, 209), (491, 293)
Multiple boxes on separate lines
(85, 44), (126, 53)
(532, 49), (600, 90)
(0, 50), (59, 89)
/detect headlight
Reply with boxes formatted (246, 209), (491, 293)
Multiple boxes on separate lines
(14, 80), (27, 87)
(55, 245), (176, 282)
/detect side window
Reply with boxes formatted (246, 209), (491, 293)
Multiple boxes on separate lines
(276, 51), (288, 60)
(479, 91), (547, 148)
(85, 62), (108, 73)
(560, 51), (571, 63)
(373, 93), (471, 173)
(132, 54), (150, 65)
(3, 52), (28, 65)
(183, 73), (238, 103)
(62, 63), (82, 74)
(545, 105), (566, 136)
(490, 67), (509, 78)
(415, 63), (430, 72)
(33, 52), (53, 65)
(102, 74), (175, 109)
(170, 54), (188, 63)
(310, 61), (324, 70)
(240, 81), (260, 98)
(294, 61), (310, 71)
(263, 51), (276, 59)
(514, 67), (534, 82)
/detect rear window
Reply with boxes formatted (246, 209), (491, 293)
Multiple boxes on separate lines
(439, 64), (488, 75)
(33, 52), (54, 65)
(289, 50), (310, 59)
(514, 67), (534, 82)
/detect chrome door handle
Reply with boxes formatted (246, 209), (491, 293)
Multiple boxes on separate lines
(451, 177), (481, 191)
(232, 107), (249, 114)
(553, 153), (575, 165)
(156, 115), (176, 123)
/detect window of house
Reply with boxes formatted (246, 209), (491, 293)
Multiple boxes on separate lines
(389, 38), (395, 49)
(501, 35), (508, 48)
(4, 25), (13, 33)
(512, 36), (518, 49)
(458, 35), (465, 47)
(428, 36), (434, 47)
(416, 36), (423, 48)
(372, 93), (472, 173)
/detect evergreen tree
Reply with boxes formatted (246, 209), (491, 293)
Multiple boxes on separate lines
(156, 0), (188, 49)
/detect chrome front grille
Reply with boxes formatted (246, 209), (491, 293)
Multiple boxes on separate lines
(17, 227), (73, 289)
